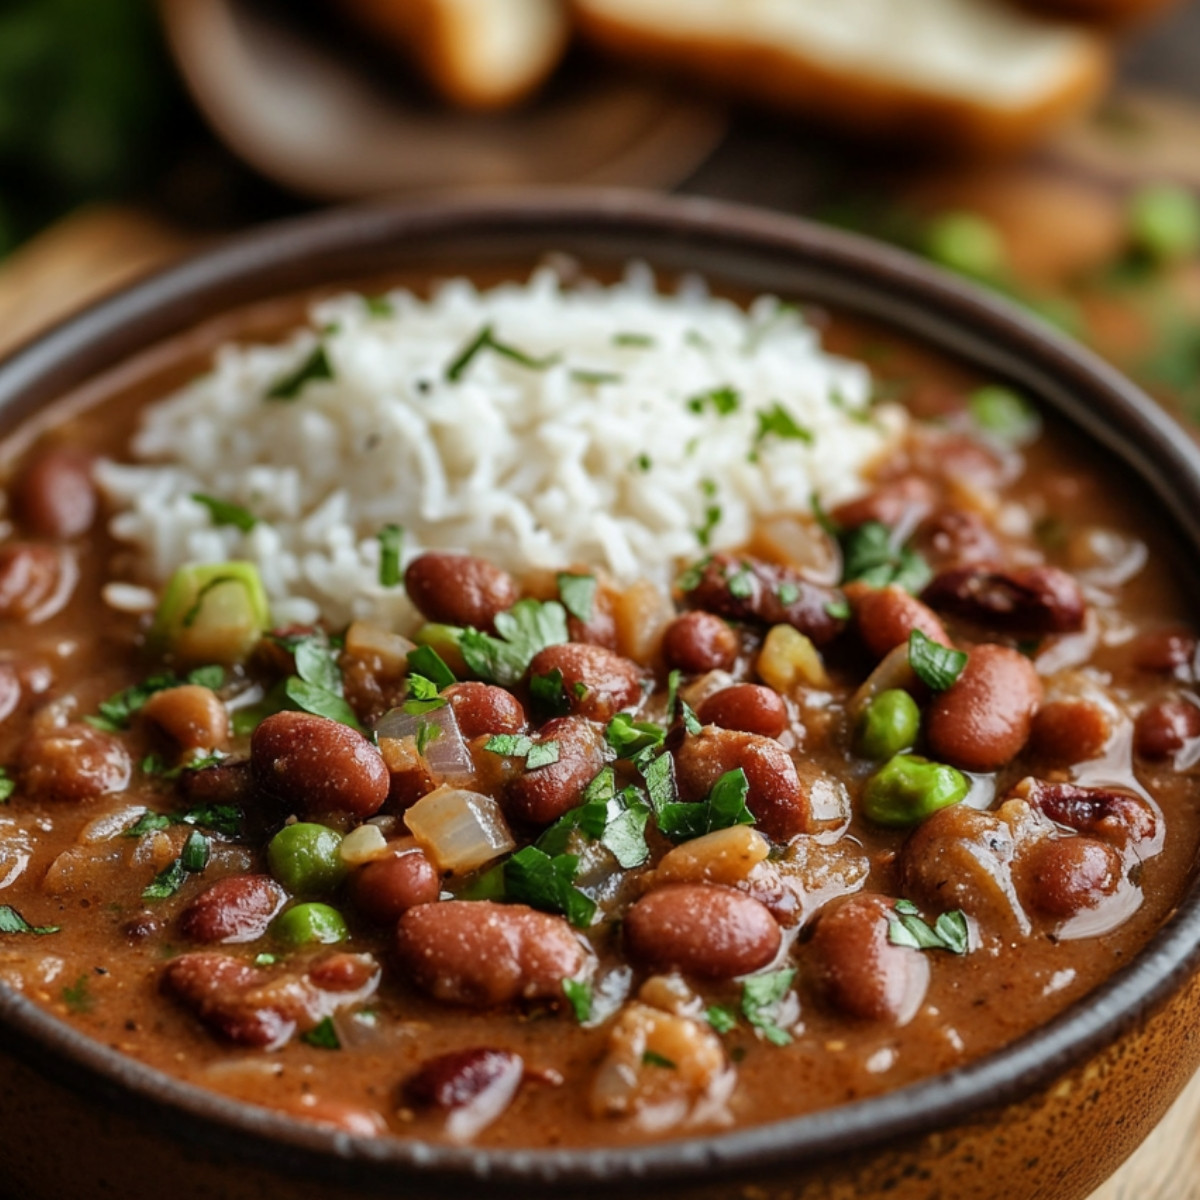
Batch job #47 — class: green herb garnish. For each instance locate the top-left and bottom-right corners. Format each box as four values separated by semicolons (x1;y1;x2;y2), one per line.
641;1050;676;1069
557;573;596;623
687;385;740;417
967;385;1041;445
191;493;258;533
742;968;796;1045
0;905;59;935
406;644;456;691
503;846;595;928
754;402;813;447
266;343;334;400
62;975;92;1013
907;629;967;692
0;767;14;804
302;1017;342;1050
459;598;569;688
142;830;210;900
377;523;403;587
841;521;931;594
705;1005;738;1034
887;898;970;955
563;978;593;1024
445;323;560;382
283;635;361;730
530;668;571;717
654;767;754;843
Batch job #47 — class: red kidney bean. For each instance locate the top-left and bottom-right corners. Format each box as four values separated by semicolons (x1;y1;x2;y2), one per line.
683;553;846;646
1009;777;1158;848
1028;837;1121;918
350;845;440;923
405;1047;524;1111
697;684;787;739
1030;698;1112;765
444;683;526;740
252;711;388;819
503;716;606;827
404;553;517;632
14;448;97;540
623;883;780;980
21;720;130;802
809;893;930;1024
395;901;586;1007
926;644;1043;773
177;759;254;808
922;565;1086;634
844;582;951;660
674;727;810;842
527;642;642;722
662;612;739;674
1131;628;1197;675
179;874;287;944
162;951;380;1047
1134;698;1200;760
830;477;936;530
916;508;1001;568
0;543;74;622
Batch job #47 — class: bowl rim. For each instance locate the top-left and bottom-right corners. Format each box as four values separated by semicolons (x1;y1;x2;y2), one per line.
2;187;1200;1191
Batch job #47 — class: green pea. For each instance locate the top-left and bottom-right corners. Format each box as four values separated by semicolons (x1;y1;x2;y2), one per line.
856;689;921;761
1128;184;1200;264
267;823;348;895
274;902;348;947
861;754;968;827
923;212;1006;281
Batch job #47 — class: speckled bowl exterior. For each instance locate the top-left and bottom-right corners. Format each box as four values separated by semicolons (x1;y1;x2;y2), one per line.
2;191;1200;1200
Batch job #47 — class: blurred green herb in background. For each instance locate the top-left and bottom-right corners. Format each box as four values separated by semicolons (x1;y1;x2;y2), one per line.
0;0;182;255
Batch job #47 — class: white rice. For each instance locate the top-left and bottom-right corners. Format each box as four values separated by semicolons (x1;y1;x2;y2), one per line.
97;265;905;629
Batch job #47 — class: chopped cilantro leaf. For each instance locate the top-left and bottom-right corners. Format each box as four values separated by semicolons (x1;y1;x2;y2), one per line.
655;767;753;843
302;1017;341;1050
0;905;59;935
825;597;851;621
403;673;447;717
124;811;173;837
742;968;795;1045
776;582;800;606
87;671;180;732
633;453;652;472
557;573;597;623
484;733;535;758
0;767;14;804
62;975;92;1013
695;501;722;548
254;952;278;966
754;402;813;447
687;385;740;417
285;678;361;729
571;369;622;386
459;599;569;688
525;741;561;770
142;830;210;901
191;493;257;533
907;629;967;692
563;978;593;1024
503;846;596;928
888;899;970;955
181;804;243;839
284;635;361;730
266;343;334;400
841;521;931;594
406;644;456;691
530;668;571;717
706;1004;738;1034
377;523;404;587
613;332;655;347
187;665;225;691
727;565;754;599
604;713;665;758
365;294;394;318
542;774;652;868
642;1050;676;1069
446;323;560;382
968;385;1041;445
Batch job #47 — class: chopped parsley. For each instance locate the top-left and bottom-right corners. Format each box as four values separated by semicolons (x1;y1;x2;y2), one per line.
142;830;211;901
364;294;395;318
530;668;571;717
695;497;722;548
266;343;334;400
654;766;754;843
824;597;851;621
562;978;594;1024
633;453;652;472
402;673;447;717
377;523;404;587
191;493;258;533
727;564;754;599
687;385;740;417
705;1004;738;1034
604;713;665;759
86;665;224;732
754;402;813;448
641;1050;677;1069
613;332;655;347
537;768;651;869
0;767;14;804
254;952;278;966
283;634;361;730
302;1017;342;1050
406;644;456;692
503;846;595;929
742;968;796;1045
571;369;623;386
459;599;569;688
0;905;60;935
62;975;92;1013
557;572;596;624
483;734;560;769
887;898;970;955
445;323;560;381
124;803;242;841
907;629;967;692
840;521;931;594
141;751;226;782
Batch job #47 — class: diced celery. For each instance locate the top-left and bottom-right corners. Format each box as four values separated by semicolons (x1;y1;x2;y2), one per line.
151;562;269;664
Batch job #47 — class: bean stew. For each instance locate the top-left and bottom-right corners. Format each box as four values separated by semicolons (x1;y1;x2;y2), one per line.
0;286;1197;1151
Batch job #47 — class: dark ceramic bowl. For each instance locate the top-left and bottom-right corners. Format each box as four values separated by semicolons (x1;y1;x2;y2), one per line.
2;191;1200;1200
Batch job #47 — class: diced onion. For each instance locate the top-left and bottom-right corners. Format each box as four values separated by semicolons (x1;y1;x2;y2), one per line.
344;622;415;674
375;705;474;783
757;625;829;692
338;824;389;866
749;515;840;586
404;787;515;875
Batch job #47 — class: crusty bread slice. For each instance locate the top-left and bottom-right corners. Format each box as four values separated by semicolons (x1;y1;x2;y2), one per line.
341;0;569;109
572;0;1111;154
